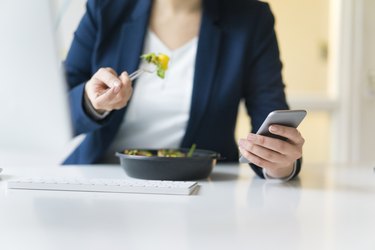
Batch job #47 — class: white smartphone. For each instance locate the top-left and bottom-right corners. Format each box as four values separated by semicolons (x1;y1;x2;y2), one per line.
239;110;307;163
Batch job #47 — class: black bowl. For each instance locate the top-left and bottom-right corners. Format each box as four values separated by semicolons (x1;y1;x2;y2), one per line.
115;148;219;181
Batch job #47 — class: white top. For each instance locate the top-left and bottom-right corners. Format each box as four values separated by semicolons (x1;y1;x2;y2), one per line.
105;31;197;159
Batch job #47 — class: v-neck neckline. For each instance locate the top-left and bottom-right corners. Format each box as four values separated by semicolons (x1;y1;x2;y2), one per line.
148;30;198;54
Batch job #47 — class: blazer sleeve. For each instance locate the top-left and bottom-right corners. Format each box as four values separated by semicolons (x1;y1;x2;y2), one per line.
242;3;301;180
64;0;114;136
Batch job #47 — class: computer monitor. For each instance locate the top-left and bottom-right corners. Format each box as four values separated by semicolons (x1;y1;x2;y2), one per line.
0;0;73;165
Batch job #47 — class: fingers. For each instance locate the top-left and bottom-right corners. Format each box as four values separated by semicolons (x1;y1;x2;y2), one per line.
238;145;275;169
86;68;133;112
119;71;132;88
245;133;295;156
238;138;292;168
93;68;121;92
238;126;305;171
269;125;305;145
96;71;132;109
238;143;296;179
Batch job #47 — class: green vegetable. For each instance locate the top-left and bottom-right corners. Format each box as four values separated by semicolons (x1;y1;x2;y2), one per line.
187;144;196;157
123;144;197;158
123;149;153;157
140;52;170;79
157;149;186;157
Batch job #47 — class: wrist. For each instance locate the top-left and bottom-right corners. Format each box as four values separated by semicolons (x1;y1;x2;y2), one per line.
83;90;110;120
263;162;297;181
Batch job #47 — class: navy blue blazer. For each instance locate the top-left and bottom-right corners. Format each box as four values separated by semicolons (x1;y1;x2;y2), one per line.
64;0;301;178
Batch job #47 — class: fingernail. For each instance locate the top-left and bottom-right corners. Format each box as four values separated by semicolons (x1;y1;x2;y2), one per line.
247;133;256;141
269;125;277;132
115;80;121;87
113;86;120;93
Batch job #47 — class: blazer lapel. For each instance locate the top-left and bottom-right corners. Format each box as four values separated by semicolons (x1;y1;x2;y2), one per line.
181;3;222;147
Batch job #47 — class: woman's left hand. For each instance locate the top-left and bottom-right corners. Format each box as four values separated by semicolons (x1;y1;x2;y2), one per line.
238;125;305;179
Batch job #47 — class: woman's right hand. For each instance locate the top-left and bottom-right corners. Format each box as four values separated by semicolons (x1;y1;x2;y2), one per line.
85;67;133;114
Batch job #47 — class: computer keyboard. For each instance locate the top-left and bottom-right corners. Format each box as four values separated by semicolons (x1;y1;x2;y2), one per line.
7;177;198;195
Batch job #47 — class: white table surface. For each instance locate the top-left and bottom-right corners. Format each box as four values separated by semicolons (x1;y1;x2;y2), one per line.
1;162;375;250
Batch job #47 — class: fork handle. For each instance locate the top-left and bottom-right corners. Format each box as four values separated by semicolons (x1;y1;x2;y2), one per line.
129;69;144;81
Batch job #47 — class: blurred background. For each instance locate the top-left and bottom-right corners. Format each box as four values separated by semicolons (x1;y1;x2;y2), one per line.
54;0;375;166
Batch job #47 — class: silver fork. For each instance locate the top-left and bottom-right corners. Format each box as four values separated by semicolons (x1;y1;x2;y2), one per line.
129;63;156;81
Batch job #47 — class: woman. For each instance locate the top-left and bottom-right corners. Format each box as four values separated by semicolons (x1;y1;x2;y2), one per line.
64;0;305;180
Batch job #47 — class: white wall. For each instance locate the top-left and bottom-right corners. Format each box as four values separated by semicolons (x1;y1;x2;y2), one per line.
266;0;329;95
54;0;86;56
359;0;375;163
330;0;375;164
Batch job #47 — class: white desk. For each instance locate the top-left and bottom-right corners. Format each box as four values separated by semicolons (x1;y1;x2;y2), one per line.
1;163;375;250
